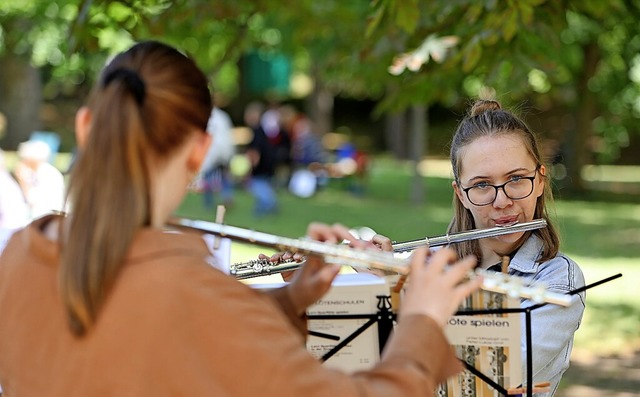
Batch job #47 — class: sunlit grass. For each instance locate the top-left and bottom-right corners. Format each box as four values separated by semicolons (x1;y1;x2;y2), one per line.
173;157;640;357
571;257;640;356
4;150;638;355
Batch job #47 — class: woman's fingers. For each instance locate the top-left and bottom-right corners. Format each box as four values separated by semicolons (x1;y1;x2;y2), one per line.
307;222;366;248
441;255;477;285
370;234;393;251
401;247;480;326
455;271;484;300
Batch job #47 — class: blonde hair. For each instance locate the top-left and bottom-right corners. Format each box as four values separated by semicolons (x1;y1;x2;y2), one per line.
448;99;559;263
61;41;212;336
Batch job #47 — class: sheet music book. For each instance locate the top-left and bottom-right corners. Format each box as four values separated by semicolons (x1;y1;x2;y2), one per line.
306;273;389;373
438;291;522;397
200;234;232;273
248;272;389;372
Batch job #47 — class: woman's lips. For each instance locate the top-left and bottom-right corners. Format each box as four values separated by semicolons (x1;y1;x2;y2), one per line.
494;216;519;226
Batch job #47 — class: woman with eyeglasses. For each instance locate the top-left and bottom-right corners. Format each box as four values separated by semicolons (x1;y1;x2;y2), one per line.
448;99;586;396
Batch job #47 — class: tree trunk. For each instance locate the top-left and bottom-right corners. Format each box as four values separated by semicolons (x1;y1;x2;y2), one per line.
307;66;333;135
564;42;599;195
0;54;42;149
409;104;427;204
384;110;407;159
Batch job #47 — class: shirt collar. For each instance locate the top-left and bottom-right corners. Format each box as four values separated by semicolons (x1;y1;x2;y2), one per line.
508;233;544;274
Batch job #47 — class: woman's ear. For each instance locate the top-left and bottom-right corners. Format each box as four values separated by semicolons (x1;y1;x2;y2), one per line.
535;164;546;198
452;180;470;210
186;131;212;173
75;107;92;149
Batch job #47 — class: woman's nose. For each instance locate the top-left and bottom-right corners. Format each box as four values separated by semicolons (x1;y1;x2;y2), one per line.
492;186;513;208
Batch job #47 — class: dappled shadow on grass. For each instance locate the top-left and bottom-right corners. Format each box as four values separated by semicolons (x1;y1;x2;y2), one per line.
560;303;640;396
558;349;640;396
555;186;640;205
175;175;458;241
576;301;640;358
561;224;640;259
555;200;640;259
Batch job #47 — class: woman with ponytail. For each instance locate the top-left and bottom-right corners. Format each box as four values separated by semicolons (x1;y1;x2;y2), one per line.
0;41;482;397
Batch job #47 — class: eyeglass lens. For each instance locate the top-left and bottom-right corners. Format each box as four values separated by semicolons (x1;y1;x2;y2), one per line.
467;178;534;206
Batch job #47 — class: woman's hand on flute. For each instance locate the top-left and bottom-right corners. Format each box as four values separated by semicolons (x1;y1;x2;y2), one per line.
258;251;304;282
369;233;393;251
270;226;390;282
349;232;394;277
399;247;481;327
285;222;369;315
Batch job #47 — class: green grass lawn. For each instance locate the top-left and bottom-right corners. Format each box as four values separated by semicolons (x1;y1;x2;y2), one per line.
7;151;637;356
175;157;640;356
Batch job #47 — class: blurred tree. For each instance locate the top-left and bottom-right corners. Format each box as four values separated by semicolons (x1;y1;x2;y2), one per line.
2;0;639;197
0;0;65;148
0;1;383;146
364;0;640;194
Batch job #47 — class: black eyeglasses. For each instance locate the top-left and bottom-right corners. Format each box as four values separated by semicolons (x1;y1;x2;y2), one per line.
458;168;539;206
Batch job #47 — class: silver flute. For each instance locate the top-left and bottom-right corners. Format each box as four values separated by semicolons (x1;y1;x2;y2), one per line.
189;218;546;279
169;217;413;275
391;219;547;253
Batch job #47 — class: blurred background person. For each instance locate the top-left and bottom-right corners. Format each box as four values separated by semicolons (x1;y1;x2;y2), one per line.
14;139;65;220
0;149;30;230
261;102;293;189
334;141;370;196
245;101;279;216
198;106;236;209
291;113;327;168
290;113;329;192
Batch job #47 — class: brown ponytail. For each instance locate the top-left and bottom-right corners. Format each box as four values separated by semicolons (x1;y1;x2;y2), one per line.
60;41;212;336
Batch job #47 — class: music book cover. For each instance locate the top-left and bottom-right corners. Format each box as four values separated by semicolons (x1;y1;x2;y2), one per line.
438;291;522;397
200;234;232;273
306;273;390;373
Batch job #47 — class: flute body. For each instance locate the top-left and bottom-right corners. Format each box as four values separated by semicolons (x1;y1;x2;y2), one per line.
169;218;411;274
229;219;547;278
231;258;302;280
170;218;570;306
391;219;547;253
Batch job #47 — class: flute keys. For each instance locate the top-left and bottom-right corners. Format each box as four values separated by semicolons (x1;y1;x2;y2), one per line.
528;283;549;304
479;269;504;289
505;278;524;299
252;261;265;273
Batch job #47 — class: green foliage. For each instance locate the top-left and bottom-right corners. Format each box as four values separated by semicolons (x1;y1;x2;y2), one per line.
364;0;640;164
2;0;640;163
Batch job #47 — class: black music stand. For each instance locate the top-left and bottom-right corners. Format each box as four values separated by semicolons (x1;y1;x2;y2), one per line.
447;273;621;397
309;274;621;397
307;295;395;363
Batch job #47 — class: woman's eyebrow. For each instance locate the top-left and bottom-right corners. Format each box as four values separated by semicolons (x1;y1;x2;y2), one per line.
465;167;532;183
504;167;532;175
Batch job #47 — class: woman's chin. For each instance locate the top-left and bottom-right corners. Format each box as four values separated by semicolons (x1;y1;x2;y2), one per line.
495;232;525;246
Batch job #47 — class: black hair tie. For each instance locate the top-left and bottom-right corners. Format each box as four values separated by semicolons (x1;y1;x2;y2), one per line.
102;68;146;105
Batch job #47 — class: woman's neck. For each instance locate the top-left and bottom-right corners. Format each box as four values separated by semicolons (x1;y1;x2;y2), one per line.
478;235;527;269
479;245;503;269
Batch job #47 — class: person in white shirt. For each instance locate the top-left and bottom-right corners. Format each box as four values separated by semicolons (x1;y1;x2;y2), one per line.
198;107;236;208
0;149;30;230
14;140;65;220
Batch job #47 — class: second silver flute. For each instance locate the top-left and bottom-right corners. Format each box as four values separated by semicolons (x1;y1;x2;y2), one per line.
230;219;547;279
391;218;547;253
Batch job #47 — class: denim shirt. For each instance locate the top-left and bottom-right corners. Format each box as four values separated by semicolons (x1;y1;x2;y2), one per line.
508;234;586;396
